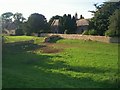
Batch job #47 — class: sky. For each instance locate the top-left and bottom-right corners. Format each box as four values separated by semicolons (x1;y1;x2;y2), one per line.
0;0;107;21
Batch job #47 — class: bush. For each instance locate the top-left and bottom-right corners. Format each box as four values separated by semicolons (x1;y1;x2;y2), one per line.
105;30;116;37
82;29;97;35
16;29;24;36
82;30;89;35
89;29;97;35
106;9;120;37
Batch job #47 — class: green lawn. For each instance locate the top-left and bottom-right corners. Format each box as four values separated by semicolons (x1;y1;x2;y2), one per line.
2;36;119;88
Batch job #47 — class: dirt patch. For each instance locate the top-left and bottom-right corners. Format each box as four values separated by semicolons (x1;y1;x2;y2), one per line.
34;42;73;54
40;46;63;54
44;43;73;49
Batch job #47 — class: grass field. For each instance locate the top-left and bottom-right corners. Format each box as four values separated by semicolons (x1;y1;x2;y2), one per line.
2;36;119;88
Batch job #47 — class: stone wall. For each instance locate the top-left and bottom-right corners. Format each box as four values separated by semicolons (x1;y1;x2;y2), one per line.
40;33;120;43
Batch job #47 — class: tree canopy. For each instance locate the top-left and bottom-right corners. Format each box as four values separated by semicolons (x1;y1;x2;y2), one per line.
24;13;48;35
49;14;77;34
89;1;120;36
105;9;120;37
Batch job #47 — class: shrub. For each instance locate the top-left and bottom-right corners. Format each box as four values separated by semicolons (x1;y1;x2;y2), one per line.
89;29;97;35
82;30;89;35
16;29;24;36
105;30;116;37
106;9;120;37
82;29;97;35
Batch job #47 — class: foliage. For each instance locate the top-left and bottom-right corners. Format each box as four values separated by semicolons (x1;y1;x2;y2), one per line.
105;29;116;37
49;14;77;34
24;13;49;35
105;9;120;37
3;36;118;88
1;12;26;36
2;12;13;18
13;12;26;29
82;29;97;35
82;30;89;35
89;29;98;35
1;12;13;27
80;15;84;19
1;12;13;29
60;14;77;34
89;2;120;36
75;13;78;19
15;29;24;36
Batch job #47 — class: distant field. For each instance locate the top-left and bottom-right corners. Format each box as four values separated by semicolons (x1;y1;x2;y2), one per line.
2;36;119;88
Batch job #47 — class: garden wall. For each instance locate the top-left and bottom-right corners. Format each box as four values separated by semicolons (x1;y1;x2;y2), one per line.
40;33;120;43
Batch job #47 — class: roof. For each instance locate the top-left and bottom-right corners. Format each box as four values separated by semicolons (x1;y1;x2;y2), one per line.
51;19;59;26
76;19;89;26
7;22;16;30
2;22;16;30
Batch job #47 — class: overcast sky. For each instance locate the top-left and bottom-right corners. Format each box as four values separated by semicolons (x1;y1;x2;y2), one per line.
0;0;107;21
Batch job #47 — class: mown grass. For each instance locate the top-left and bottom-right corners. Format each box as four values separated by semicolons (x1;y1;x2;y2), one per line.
4;36;44;44
2;36;119;88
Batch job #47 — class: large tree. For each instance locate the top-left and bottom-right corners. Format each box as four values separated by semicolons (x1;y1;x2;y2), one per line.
1;12;26;35
13;12;26;35
105;9;120;37
89;1;120;36
61;14;77;34
1;12;13;30
25;13;48;35
2;12;13;22
49;14;77;34
13;13;26;25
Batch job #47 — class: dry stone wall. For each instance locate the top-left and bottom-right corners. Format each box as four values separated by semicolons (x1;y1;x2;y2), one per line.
40;33;120;43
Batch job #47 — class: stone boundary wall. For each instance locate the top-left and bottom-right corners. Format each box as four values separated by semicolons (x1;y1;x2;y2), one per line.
40;33;120;43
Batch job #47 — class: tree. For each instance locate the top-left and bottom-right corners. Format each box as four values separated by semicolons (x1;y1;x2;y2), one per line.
89;1;120;36
49;14;77;34
59;14;77;34
13;12;26;29
59;17;64;33
25;13;48;35
70;16;77;33
1;12;13;30
105;9;120;37
13;12;26;35
80;15;84;19
2;12;13;22
75;13;78;20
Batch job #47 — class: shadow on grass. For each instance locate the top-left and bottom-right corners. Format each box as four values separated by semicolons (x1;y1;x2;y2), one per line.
37;60;117;74
2;41;46;53
2;41;118;88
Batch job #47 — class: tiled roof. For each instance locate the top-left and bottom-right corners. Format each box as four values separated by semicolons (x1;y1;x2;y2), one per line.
76;19;89;26
51;19;89;27
51;19;59;26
